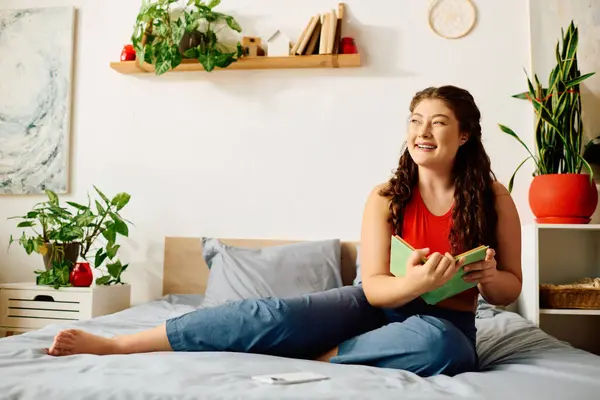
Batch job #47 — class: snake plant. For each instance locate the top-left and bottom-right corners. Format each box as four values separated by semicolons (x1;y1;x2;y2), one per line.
499;21;599;192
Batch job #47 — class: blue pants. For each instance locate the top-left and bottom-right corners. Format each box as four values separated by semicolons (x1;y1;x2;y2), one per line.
165;286;478;377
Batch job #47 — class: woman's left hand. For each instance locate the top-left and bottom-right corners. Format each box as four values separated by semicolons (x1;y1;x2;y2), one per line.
462;248;497;285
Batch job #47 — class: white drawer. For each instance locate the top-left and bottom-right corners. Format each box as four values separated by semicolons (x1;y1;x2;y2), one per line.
0;289;91;329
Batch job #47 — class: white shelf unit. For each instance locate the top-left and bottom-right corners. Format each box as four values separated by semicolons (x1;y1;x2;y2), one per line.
518;223;600;355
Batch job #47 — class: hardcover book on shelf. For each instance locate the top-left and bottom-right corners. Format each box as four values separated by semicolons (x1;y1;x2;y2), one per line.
389;235;488;305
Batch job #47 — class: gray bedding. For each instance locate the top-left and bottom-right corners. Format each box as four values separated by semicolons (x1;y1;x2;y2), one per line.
1;295;599;400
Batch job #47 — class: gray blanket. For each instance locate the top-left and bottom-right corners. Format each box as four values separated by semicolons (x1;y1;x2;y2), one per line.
1;295;599;400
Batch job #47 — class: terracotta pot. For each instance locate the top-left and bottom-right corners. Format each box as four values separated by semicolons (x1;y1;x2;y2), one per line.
42;242;81;271
529;174;599;224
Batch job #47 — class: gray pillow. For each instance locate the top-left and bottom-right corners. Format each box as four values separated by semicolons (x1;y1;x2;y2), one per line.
199;238;344;308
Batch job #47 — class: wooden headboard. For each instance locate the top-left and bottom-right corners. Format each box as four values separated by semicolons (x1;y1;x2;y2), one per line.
162;237;359;296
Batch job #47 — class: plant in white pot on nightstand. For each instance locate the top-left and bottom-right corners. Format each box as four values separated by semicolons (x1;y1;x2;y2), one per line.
499;21;600;224
8;186;133;289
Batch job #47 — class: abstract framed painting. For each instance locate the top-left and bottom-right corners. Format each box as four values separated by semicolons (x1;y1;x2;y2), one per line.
0;6;75;195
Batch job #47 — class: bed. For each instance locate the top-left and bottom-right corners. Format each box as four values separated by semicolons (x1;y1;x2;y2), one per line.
1;237;600;400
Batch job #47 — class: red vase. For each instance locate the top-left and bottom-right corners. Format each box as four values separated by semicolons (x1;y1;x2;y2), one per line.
340;37;357;54
121;44;136;61
529;173;599;224
70;262;94;287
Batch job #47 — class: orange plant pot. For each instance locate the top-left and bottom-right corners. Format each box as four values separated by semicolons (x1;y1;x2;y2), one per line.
529;174;599;224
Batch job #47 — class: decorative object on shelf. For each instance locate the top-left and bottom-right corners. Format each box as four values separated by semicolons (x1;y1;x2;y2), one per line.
0;6;75;195
241;36;265;57
540;277;600;310
427;0;477;39
120;44;136;61
8;187;133;289
499;21;600;224
131;0;243;74
70;261;94;287
340;37;357;54
265;30;291;56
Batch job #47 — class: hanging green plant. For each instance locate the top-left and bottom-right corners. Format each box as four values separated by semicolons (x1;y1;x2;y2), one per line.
131;0;243;75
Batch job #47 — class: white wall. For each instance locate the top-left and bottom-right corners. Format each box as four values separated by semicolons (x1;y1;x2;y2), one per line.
0;0;534;304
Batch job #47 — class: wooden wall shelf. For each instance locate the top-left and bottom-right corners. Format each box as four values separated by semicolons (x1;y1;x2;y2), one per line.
109;53;361;74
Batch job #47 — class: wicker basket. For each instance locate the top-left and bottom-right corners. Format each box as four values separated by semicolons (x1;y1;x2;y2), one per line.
539;277;600;309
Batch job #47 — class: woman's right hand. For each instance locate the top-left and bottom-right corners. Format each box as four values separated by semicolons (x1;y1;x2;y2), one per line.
404;248;464;295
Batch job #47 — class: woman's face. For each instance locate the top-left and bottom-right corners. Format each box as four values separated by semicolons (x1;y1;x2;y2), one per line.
406;98;468;170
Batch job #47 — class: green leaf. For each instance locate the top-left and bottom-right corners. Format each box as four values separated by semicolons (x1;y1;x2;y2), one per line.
208;0;220;8
214;52;235;68
512;91;530;100
96;275;111;285
508;156;532;193
107;243;120;259
46;190;59;206
107;260;123;278
225;16;242;32
24;239;35;255
95;200;105;214
111;193;131;210
113;219;129;237
564;72;596;88
578;153;595;181
155;59;172;75
17;221;35;228
66;201;88;211
498;124;536;160
94;186;110;205
95;248;108;268
184;47;199;58
102;226;117;243
198;53;216;72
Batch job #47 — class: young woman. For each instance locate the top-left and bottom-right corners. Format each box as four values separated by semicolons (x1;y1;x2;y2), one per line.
47;85;522;378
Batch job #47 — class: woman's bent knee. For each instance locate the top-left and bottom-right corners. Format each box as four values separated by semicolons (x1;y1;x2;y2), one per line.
332;315;477;377
388;316;477;376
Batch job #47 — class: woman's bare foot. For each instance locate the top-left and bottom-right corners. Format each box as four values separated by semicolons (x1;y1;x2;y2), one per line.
47;324;172;356
48;329;123;356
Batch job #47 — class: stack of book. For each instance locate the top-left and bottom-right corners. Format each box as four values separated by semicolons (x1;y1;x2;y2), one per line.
290;3;346;56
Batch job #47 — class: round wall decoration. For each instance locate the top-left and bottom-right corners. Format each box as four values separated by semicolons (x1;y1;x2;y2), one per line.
428;0;477;39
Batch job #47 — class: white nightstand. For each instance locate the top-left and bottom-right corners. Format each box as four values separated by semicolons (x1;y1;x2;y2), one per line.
519;223;600;355
0;282;131;337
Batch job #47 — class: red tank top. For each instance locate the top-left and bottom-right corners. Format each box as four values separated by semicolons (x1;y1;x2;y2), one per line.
401;188;479;312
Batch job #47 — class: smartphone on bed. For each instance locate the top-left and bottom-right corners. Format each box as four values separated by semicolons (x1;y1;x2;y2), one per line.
251;372;330;385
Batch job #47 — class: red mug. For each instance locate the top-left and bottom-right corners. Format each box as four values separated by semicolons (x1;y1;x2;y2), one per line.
70;262;94;287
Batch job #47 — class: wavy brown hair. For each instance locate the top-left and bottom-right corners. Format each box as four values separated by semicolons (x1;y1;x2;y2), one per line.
379;86;498;254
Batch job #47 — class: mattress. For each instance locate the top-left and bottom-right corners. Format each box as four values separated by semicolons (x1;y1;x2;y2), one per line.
1;294;599;400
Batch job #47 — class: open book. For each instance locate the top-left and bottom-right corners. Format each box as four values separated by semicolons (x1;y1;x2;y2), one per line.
389;235;489;305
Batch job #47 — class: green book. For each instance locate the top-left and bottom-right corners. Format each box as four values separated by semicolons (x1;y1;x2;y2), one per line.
389;235;489;305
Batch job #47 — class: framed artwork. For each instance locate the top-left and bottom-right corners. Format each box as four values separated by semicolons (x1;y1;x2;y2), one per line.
0;6;75;195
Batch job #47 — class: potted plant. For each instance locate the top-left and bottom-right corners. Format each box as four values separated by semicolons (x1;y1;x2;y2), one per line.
499;21;599;224
8;186;132;289
131;0;243;75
